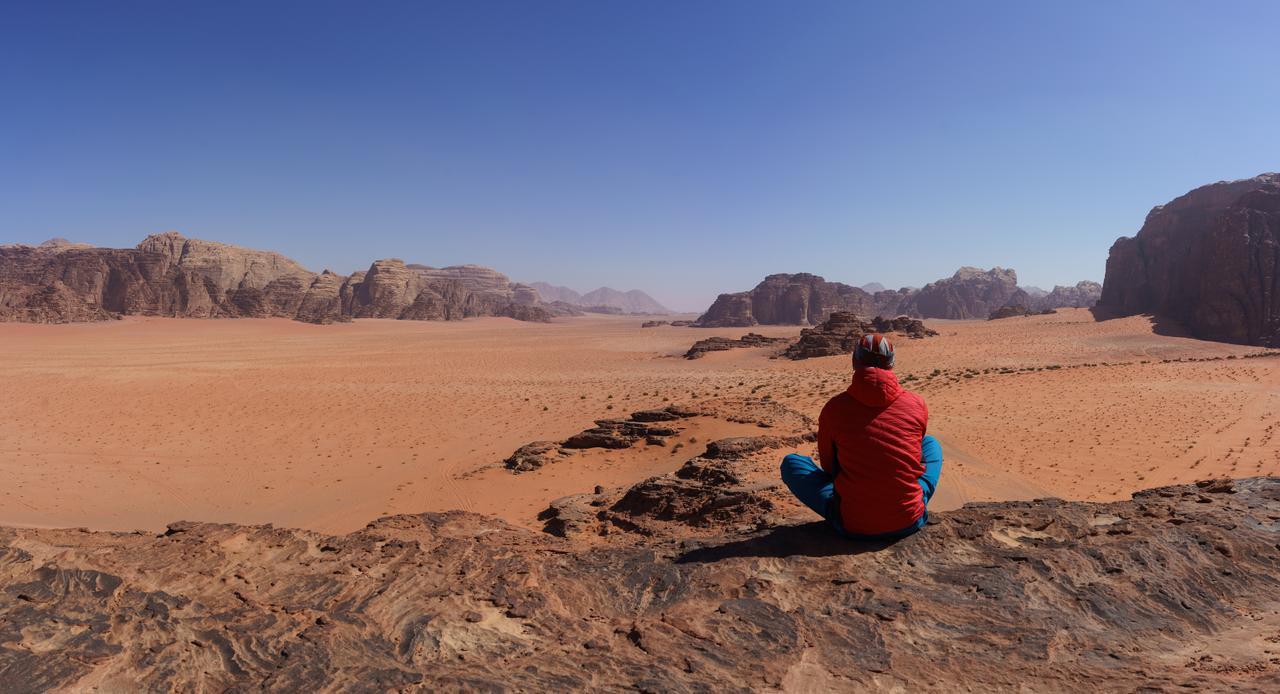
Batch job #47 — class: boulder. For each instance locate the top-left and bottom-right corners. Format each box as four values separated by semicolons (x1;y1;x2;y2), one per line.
503;441;565;473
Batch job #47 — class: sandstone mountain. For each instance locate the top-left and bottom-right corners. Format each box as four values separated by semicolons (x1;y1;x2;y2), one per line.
1032;280;1102;311
1100;173;1280;346
1;475;1275;690
693;273;881;327
528;282;584;305
0;233;551;325
694;268;1041;326
529;282;671;314
899;266;1029;320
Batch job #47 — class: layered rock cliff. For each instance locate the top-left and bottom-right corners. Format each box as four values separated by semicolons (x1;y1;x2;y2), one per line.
1100;173;1280;346
1033;280;1102;311
899;267;1029;320
1;476;1277;690
0;234;551;325
694;269;1035;326
694;273;882;327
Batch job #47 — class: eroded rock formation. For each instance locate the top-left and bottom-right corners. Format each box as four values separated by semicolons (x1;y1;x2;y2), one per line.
2;477;1277;690
1034;281;1102;311
783;312;938;360
0;233;552;325
694;273;881;327
1100;173;1280;346
502;405;700;472
695;268;1053;326
684;333;792;359
900;267;1029;319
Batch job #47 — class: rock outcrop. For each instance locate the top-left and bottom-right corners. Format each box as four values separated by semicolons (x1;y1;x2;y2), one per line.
989;304;1054;320
694;273;881;327
684;333;792;359
783;312;938;360
348;259;551;322
695;268;1045;326
0;234;552;325
1100;173;1280;346
502;405;700;472
3;477;1278;690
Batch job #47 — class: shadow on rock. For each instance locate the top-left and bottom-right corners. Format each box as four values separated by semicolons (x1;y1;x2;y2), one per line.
675;521;900;563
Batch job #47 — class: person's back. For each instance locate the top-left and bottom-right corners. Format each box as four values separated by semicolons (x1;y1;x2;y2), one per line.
780;333;943;540
820;365;928;535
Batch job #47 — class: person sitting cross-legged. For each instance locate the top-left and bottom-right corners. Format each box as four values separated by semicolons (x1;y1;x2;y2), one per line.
781;333;943;540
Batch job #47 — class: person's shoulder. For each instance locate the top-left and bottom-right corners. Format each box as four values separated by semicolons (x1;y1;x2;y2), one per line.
819;391;852;416
896;388;928;411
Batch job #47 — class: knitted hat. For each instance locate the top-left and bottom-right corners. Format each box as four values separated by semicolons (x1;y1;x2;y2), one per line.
853;333;895;369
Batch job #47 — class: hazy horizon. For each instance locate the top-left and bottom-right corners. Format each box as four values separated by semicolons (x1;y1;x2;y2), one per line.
4;2;1279;311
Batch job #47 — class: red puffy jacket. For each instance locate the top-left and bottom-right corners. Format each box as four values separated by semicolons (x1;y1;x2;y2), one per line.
818;367;928;535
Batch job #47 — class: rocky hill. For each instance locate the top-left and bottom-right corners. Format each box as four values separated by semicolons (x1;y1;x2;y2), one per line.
1100;173;1280;346
694;268;1045;326
1;474;1276;690
0;233;551;325
1032;280;1102;311
899;267;1029;320
529;282;671;314
694;273;882;327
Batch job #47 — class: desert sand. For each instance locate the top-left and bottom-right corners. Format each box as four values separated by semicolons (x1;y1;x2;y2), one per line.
1;308;1276;534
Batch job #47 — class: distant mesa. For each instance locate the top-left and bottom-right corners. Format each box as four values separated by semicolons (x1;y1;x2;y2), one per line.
693;273;884;328
1099;173;1280;346
693;268;1092;327
0;232;551;325
528;281;671;314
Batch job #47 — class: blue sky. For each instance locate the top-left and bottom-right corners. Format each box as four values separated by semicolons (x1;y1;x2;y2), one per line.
2;1;1277;311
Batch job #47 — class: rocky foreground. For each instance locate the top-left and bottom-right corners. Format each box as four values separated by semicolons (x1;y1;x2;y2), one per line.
2;474;1278;691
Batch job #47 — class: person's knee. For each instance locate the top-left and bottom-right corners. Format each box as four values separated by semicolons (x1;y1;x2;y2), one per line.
779;453;811;483
921;435;943;463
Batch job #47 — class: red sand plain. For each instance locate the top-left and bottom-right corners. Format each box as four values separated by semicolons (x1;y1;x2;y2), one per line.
1;309;1276;533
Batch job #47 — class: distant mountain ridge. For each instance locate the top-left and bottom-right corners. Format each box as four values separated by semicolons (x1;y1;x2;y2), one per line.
529;282;671;314
694;268;1099;327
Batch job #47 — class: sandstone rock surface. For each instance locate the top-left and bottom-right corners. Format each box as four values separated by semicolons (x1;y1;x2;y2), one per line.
3;477;1277;690
1100;173;1280;346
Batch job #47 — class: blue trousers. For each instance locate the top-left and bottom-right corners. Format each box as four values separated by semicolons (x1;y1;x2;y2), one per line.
781;435;942;540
